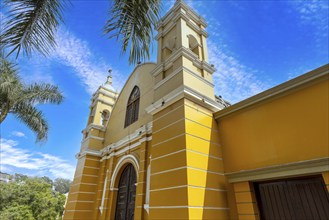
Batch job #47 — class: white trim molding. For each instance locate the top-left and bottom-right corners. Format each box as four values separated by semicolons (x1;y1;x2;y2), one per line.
76;149;102;159
226;157;329;183
110;154;139;190
82;123;106;133
100;136;152;162
145;85;225;115
91;97;115;108
99;169;109;214
100;122;153;158
156;0;207;37
153;65;214;91
81;135;104;145
150;46;215;78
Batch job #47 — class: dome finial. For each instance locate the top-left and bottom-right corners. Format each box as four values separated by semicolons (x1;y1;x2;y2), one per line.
106;69;112;85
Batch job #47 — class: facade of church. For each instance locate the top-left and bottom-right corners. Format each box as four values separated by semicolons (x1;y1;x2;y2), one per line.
64;1;329;219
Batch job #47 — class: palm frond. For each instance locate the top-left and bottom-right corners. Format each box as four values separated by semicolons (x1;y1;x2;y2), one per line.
0;56;22;98
23;83;63;105
104;0;161;65
13;102;48;142
1;0;68;58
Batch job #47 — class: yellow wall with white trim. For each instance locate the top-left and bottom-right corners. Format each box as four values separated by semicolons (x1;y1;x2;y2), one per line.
218;78;328;173
64;0;328;218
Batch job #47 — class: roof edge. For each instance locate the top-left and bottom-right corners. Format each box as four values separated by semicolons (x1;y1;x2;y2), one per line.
214;64;329;120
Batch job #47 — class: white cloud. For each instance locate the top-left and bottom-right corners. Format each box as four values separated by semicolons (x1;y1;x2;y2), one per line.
208;40;269;103
0;138;75;180
290;1;328;38
11;131;26;138
52;29;124;94
194;3;270;104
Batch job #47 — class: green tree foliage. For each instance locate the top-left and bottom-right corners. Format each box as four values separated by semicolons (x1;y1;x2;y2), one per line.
54;178;72;194
0;176;66;220
0;56;63;142
40;176;53;185
0;205;34;220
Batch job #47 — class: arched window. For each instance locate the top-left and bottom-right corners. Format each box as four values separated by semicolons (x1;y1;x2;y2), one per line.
125;86;140;127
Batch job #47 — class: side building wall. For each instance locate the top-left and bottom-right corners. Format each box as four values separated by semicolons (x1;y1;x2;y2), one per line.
215;65;329;220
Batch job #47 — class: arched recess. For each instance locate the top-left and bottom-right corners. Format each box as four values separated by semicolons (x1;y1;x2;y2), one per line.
188;34;200;57
110;154;139;190
100;110;110;126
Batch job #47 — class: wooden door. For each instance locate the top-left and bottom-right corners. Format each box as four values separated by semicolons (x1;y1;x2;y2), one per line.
115;164;136;220
254;176;329;220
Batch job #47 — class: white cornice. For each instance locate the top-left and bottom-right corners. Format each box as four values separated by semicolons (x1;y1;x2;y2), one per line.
76;149;102;159
154;65;214;90
81;135;104;145
91;98;115;108
100;122;153;156
226;157;329;183
92;86;118;98
146;85;225;115
151;46;215;78
192;60;216;74
151;47;196;77
82;123;106;133
94;89;118;100
101;136;152;162
158;0;207;31
76;123;153;161
156;10;208;40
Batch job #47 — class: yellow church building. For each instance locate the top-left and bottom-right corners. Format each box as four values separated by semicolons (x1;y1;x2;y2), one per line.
64;1;329;219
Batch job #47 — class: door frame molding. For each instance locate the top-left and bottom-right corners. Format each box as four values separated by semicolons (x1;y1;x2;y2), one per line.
226;157;329;183
110;154;139;190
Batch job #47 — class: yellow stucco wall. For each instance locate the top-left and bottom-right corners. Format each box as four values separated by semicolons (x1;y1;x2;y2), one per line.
64;0;328;219
104;63;156;146
218;78;328;173
148;98;233;219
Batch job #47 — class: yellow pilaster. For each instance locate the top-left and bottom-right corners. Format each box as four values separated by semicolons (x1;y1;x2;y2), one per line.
63;155;100;220
233;182;259;220
149;99;229;219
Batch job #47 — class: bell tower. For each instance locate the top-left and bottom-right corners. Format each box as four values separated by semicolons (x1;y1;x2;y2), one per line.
64;72;118;220
147;1;229;219
152;0;216;102
81;70;118;152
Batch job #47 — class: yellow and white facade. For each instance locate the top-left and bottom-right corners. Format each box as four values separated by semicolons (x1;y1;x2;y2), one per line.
64;1;329;219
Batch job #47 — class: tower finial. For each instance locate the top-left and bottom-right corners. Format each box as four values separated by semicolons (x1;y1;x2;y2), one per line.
106;69;112;85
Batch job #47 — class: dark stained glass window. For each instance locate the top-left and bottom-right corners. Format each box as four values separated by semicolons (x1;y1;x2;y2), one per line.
124;86;140;127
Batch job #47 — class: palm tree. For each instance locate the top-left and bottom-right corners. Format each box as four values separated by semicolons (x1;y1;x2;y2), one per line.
1;0;67;59
1;0;162;64
0;57;63;142
104;0;162;64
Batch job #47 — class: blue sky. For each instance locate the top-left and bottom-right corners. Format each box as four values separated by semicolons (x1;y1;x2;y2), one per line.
1;0;328;180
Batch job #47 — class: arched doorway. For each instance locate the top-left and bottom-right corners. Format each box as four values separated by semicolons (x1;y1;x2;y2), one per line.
115;164;136;220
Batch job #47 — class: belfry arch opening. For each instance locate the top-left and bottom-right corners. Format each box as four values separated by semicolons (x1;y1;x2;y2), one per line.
188;34;200;57
101;110;110;126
